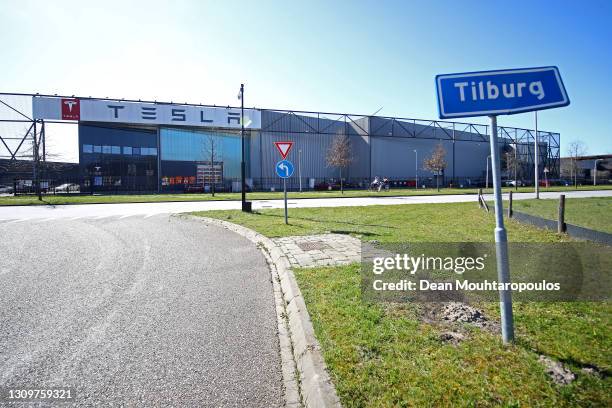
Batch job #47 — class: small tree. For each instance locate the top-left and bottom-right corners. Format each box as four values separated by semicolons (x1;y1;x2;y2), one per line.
504;149;525;190
202;134;221;196
566;140;586;189
423;143;447;191
326;133;353;194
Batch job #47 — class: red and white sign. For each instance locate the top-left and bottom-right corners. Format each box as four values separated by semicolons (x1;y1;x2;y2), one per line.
61;98;80;120
274;141;293;159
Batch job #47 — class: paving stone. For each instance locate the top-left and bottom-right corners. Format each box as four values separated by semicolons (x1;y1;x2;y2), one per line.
271;233;362;268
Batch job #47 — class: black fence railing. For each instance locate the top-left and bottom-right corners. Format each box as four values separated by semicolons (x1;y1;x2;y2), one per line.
5;175;609;197
511;210;612;246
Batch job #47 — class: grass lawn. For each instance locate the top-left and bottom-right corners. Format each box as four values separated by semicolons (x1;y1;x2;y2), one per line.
195;202;611;407
1;184;611;206
513;197;612;234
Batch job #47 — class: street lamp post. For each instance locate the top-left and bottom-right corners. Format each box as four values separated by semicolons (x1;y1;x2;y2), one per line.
593;159;603;186
514;143;518;191
238;84;250;212
298;149;303;192
486;155;491;189
414;149;418;189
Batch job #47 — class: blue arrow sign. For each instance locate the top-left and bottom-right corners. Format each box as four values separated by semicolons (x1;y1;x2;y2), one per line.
275;160;294;178
436;66;569;119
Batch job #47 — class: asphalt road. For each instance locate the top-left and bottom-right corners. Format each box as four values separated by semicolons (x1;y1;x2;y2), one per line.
0;215;283;407
1;190;611;221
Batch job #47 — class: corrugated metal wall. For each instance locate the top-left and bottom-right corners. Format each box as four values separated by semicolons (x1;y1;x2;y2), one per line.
251;110;559;187
253;111;372;187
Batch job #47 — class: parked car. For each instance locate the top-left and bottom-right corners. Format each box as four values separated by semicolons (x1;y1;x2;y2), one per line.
314;180;356;191
54;183;80;193
314;181;338;191
0;185;14;194
505;180;524;187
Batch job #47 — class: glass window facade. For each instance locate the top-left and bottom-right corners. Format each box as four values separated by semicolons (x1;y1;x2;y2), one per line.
160;127;246;179
79;124;252;193
79;124;158;191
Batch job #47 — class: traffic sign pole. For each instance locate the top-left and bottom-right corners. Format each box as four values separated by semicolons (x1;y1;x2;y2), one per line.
489;115;514;344
275;158;294;225
284;178;288;224
535;111;539;199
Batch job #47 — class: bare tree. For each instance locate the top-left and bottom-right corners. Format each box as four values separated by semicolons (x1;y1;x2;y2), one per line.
423;143;447;191
326;133;353;194
201;134;221;196
504;149;525;190
566;140;587;189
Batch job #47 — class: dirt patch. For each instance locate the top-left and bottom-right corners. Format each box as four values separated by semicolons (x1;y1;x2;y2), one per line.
538;355;575;385
420;302;499;333
441;302;488;325
439;331;466;345
581;366;605;378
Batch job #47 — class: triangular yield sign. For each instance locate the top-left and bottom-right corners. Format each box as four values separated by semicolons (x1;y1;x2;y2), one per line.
274;141;294;159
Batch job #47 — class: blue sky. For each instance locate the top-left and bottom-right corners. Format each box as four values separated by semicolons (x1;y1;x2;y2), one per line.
1;0;610;161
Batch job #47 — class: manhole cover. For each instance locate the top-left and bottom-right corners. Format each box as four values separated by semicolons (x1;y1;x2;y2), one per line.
297;241;330;251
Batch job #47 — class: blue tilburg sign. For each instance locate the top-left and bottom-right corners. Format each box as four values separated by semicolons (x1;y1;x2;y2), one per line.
275;160;294;178
436;66;569;119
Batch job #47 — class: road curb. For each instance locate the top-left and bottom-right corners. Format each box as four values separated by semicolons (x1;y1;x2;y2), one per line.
189;216;342;408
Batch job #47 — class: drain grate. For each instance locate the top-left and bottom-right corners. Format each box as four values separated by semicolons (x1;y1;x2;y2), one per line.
297;241;331;251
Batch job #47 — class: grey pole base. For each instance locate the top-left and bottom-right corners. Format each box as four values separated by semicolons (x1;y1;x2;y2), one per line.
284;178;288;224
489;115;515;344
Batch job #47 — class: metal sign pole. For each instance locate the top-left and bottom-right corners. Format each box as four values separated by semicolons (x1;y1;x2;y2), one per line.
283;178;288;224
298;149;302;192
414;150;418;189
535;111;539;199
489;115;514;344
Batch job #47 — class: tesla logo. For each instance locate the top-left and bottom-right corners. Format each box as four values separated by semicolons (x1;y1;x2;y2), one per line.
61;98;80;120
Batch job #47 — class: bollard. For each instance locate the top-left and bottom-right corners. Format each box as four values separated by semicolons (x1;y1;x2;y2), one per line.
558;194;566;233
508;191;513;218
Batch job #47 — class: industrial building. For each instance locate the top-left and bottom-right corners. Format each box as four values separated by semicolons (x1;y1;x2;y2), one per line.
560;154;612;185
0;93;561;193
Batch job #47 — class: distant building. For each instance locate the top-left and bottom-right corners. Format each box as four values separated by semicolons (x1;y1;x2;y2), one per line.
560;154;612;185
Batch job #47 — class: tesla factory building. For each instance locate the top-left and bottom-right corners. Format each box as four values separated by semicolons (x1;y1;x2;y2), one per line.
29;94;560;192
